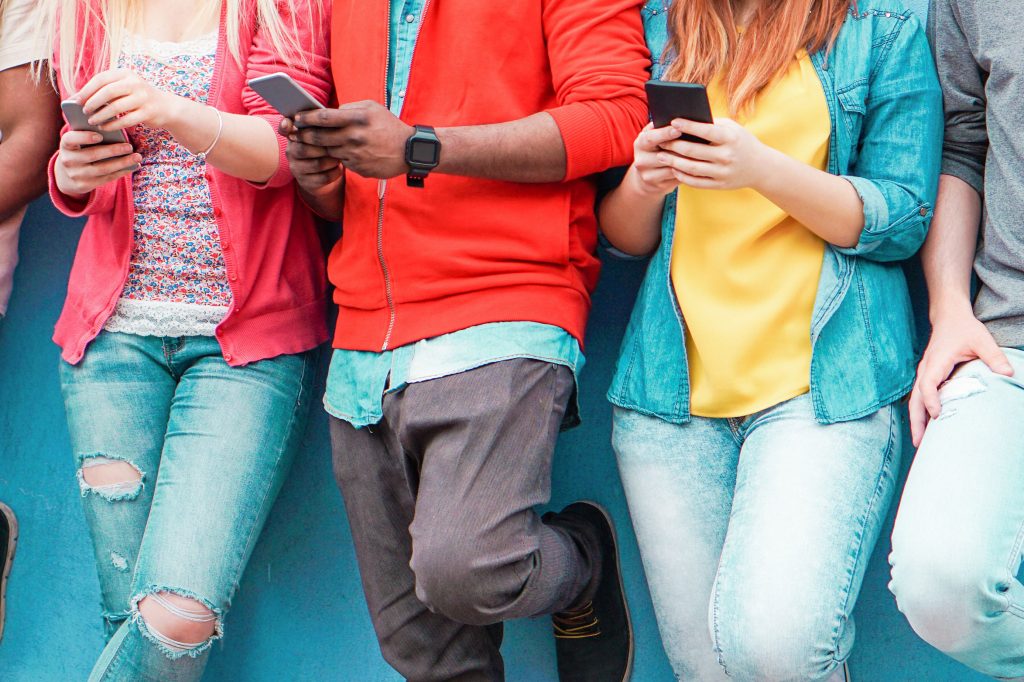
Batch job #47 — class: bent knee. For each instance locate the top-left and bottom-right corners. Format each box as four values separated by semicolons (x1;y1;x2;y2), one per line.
718;631;840;681
715;598;845;681
890;550;1011;656
136;591;220;656
410;541;513;626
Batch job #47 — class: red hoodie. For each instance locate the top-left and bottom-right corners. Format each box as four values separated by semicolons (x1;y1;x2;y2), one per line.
329;0;650;352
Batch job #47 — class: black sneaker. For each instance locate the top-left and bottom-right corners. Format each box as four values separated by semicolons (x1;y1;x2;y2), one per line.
0;501;16;642
550;501;633;682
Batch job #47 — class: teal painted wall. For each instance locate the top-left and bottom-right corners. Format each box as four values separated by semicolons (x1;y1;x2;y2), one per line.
0;5;991;677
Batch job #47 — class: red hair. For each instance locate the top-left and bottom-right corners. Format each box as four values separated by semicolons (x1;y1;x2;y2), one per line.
665;0;854;114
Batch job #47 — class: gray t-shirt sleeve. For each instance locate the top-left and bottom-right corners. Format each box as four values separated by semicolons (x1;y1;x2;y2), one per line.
929;0;987;194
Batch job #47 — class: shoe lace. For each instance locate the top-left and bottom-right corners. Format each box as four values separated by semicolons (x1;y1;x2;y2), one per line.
552;601;601;640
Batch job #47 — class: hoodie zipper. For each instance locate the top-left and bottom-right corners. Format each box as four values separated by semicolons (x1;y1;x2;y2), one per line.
376;0;432;351
377;1;396;351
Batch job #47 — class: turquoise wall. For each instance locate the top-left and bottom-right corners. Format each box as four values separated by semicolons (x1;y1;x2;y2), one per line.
0;5;991;678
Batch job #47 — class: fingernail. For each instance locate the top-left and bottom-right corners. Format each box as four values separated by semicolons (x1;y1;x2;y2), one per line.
91;134;104;143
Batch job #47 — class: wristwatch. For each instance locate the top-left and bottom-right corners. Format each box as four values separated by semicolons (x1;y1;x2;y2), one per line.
405;125;441;188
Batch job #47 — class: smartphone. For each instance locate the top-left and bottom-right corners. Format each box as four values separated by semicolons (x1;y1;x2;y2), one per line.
645;81;714;144
60;100;130;146
248;73;325;121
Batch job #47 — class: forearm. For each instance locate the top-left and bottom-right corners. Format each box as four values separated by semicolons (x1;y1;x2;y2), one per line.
163;98;280;183
435;112;566;183
922;174;981;319
752;146;864;248
0;67;62;219
0;133;53;220
598;166;665;257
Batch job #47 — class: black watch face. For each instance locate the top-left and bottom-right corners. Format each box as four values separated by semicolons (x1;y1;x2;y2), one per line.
410;138;440;167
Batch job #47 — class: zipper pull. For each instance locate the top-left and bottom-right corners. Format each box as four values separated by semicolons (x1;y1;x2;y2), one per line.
378;179;387;200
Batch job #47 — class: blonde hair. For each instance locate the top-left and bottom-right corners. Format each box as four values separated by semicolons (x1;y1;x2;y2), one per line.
51;0;321;91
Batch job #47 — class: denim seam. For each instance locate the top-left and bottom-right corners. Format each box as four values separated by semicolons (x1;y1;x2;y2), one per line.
1000;518;1024;618
98;628;133;682
827;403;898;667
605;397;691;426
230;353;311;590
855;271;880;369
826;380;913;424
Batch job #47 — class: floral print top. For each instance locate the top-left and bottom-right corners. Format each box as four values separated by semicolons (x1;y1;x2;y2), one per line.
103;32;231;338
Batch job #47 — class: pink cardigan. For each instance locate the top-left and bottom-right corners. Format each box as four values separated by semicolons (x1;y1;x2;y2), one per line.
48;1;332;366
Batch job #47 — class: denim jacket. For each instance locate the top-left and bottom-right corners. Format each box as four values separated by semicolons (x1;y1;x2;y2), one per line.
608;2;943;425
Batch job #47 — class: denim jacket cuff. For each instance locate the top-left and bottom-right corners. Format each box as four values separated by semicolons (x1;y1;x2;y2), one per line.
842;175;889;241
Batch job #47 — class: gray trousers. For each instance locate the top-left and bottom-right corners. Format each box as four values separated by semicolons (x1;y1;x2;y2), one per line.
330;359;597;682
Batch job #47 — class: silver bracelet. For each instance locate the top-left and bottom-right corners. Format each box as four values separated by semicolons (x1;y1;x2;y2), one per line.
197;106;224;162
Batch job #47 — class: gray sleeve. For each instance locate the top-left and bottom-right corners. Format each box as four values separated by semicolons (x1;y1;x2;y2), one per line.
928;0;987;194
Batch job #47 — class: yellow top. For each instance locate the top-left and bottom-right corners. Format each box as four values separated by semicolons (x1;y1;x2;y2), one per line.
671;51;830;418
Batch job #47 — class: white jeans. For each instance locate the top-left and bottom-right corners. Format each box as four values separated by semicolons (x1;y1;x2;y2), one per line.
890;347;1024;681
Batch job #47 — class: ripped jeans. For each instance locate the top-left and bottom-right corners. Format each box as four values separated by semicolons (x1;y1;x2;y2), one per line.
59;332;315;681
890;347;1024;680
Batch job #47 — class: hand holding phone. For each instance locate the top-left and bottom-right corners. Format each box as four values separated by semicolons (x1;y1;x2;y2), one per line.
60;100;130;146
248;73;324;122
55;102;140;197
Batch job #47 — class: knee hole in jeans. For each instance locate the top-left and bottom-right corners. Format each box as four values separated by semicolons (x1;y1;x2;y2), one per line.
78;456;144;501
136;591;220;657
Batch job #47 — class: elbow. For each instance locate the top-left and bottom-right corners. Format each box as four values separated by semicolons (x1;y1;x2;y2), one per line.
598;226;659;259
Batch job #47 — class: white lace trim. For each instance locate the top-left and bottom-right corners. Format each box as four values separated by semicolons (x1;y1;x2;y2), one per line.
103;298;229;338
123;31;218;61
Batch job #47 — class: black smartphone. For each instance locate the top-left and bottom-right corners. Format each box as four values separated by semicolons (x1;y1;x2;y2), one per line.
645;80;714;144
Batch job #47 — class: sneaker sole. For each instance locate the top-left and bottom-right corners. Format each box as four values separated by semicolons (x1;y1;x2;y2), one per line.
581;500;635;682
0;501;17;644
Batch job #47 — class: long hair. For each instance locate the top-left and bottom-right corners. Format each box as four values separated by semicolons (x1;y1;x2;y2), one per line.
664;0;853;115
50;0;322;91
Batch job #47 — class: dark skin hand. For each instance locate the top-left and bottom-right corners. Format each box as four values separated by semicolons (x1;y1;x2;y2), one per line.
280;100;566;221
0;65;62;221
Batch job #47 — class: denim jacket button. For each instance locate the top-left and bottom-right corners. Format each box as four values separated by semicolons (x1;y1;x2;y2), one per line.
919;207;928;216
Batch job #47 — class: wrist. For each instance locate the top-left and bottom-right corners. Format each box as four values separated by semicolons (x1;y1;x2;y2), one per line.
626;164;673;199
748;143;783;194
159;94;193;134
929;296;976;324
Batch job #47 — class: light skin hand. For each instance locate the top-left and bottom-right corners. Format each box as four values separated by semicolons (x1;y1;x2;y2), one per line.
662;118;865;248
76;69;181;132
908;305;1013;446
54;130;141;198
72;68;279;183
907;174;1007;446
598;122;685;257
656;118;770;191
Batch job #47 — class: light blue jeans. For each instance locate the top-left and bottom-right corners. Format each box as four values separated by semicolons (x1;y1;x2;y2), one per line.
613;395;901;681
60;332;315;681
890;348;1024;681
